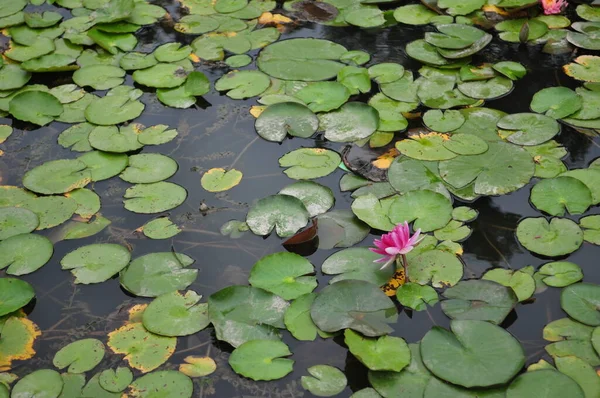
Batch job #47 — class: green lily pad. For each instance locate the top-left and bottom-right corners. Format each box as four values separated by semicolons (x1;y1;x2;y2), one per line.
88;125;143;153
543;317;594;342
78;151;128;181
563;56;600;83
98;367;133;393
58;373;85;398
537;261;583;288
108;323;176;373
439;141;534;196
301;365;347;397
19;196;76;230
507;370;584;398
443;134;489;156
368;63;405;84
5;37;56;62
119;252;197;297
120;154;178;184
179;356;217;378
0;207;38;240
351;194;395;231
123;182;187;214
421;320;525;387
9;90;63;126
225;54;252;67
142;290;209;336
493;61;527;80
393;4;437;25
344;7;384;28
380;71;419;102
561;169;600;204
84;91;144;126
388;190;452;232
246;194;309;237
284;293;319;341
208;285;288;347
61;243;130;284
119;52;157;71
530;87;583;119
0;278;35;316
555;356;600;398
423;109;465;132
496;18;548;43
215;70;270;99
311;280;397;336
320;102;379;142
321;247;393;286
73;65;125;90
406;248;463;288
53;339;105;373
294;82;350;113
278;181;334;217
316;210;371;249
441;279;517;324
535;175;593;216
337;66;371;95
255;102;318;142
57;214;111;241
141;217;181;239
10;370;63;398
279;147;340;179
249;252;316;300
345;329;411;372
482;268;535;302
220;220;249;239
433;220;471;241
0;233;53;276
153;43;191;62
126;371;192;397
137;124;178;145
88;28;137;54
457;76;513;100
0;0;26;18
0;125;12;143
396;282;439;311
387;157;450;199
132;63;188;88
367;94;412;133
23;159;91;195
561;283;600;326
229;340;293;381
257;38;347;81
438;0;485;15
516;217;583;257
497;112;560;146
0;64;31;91
396;133;457;161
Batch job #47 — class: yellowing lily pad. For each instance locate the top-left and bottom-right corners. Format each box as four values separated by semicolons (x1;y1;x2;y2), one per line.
201;168;242;192
179;356;217;377
0;315;40;370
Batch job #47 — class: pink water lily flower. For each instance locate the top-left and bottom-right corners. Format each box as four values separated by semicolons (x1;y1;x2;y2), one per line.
370;221;424;270
541;0;567;15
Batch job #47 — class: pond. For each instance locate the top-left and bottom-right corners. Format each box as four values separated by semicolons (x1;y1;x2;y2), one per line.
1;0;600;397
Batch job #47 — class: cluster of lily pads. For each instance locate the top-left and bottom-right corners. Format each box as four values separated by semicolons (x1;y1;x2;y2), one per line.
1;0;600;397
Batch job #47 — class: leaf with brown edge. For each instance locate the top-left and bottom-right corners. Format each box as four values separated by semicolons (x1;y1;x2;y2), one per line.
0;316;41;371
107;322;176;373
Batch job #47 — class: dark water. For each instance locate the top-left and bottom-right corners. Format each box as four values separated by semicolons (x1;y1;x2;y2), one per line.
2;1;600;396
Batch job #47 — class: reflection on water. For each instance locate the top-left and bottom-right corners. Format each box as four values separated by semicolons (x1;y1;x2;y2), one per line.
2;0;600;396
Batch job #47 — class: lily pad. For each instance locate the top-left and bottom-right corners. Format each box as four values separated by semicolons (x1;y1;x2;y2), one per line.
321;102;379;142
516;218;583;257
140;217;181;239
537;262;583;288
72;65;125;90
393;4;437;25
387;157;450;199
278;181;334;218
530;87;583;119
388;190;452;232
108;322;176;373
53;339;105;373
301;365;347;397
126;371;192;398
142;290;209;336
284;293;319;341
229;340;293;381
255;102;318;141
88;125;144;153
0;207;39;240
123;182;187;213
215;70;270;99
564;56;600;82
120;154;178;184
396;133;457;161
279;148;341;179
84;90;144;125
200;168;242;192
316;210;371;249
322;247;393;286
132;63;188;88
61;243;131;284
396;282;439;311
345;329;411;372
0;278;35;316
311;279;397;336
351;194;395;231
561;283;600;326
457;76;513;100
10;370;63;398
249;252;316;300
9;90;63;126
497;113;561;146
78;151;128;181
246;194;309;237
0;233;53;276
482;268;535;302
179;356;217;378
23;159;91;195
19;196;77;230
0;64;31;91
407;249;464;288
421;320;525;387
423;109;465;132
506;370;584;398
98;367;133;393
0;315;40;370
208;285;288;347
554;356;600;398
441;279;518;324
294;82;350;112
530;176;592;216
119;252;197;297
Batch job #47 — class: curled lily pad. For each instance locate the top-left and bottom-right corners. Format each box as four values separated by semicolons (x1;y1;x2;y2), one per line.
215;70;270;99
388;190;452;232
530;176;592;216
246;194;309;237
279;181;334;217
229;340;293;381
255;102;318;142
124;182;187;214
9;90;63;126
10;370;63;398
142;290;209;336
61;243;131;284
0;207;38;240
108;323;176;373
0;278;35;316
311;279;397;336
421;320;525;388
140;217;181;239
53;339;105;373
321;102;379;142
537;261;583;287
301;365;347;397
516;218;583;257
120;154;178;184
0;233;53;276
279;148;341;179
561;283;600;326
249;252;316;300
119;252;196;297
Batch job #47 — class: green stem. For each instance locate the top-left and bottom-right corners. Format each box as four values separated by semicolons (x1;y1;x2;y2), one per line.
401;254;408;281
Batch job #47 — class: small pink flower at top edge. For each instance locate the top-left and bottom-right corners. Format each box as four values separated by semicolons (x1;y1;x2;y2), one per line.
370;221;424;270
541;0;567;15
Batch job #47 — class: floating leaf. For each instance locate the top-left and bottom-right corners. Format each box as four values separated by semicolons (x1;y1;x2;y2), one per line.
0;208;38;240
66;188;100;219
246;194;309;237
561;283;600;326
0;233;53;276
9;90;63;126
23;159;90;195
255;102;318;142
497;113;561;146
120;252;197;297
316;210;370;249
322;248;393;286
294;82;350;113
284;293;319;341
0;64;30;91
278;181;334;218
530;176;592;216
98;367;133;393
516;217;583;257
126;371;192;397
311;280;397;336
0;278;34;316
108;323;176;373
208;285;288;347
88;125;144;153
351;194;395;231
506;370;584;398
564;56;600;83
0;316;40;369
57;372;85;398
249;252;316;300
137;124;178;145
345;329;410;372
19;196;77;230
120;154;178;184
555;356;600;398
387;157;450;199
141;217;181;239
57;123;93;152
301;365;347;397
179;356;217;378
320;102;379;142
73;65;125;90
434;220;471;241
396;283;439;311
423;110;465;132
53;339;105;373
537;262;583;287
406;249;463;288
84;91;144;126
421;320;525;387
123;182;187;214
229;340;293;381
388;190;452;232
393;4;438;25
279;148;341;180
200;168;242;192
142;290;209;337
61;243;131;284
396;133;456;161
10;370;63;398
78;151;128;181
482;268;535;302
530;87;583;119
215;70;270;99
